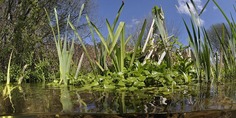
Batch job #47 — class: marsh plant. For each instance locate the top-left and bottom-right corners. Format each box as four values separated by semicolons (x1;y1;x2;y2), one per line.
66;2;200;92
182;0;236;85
70;2;146;74
46;5;85;85
212;0;236;79
6;50;13;85
40;0;236;91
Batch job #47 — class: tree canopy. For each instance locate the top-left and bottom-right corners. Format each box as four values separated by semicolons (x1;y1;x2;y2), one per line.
0;0;96;80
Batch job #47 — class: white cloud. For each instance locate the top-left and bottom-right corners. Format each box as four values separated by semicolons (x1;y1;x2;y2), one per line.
132;19;141;25
176;0;205;26
126;18;141;29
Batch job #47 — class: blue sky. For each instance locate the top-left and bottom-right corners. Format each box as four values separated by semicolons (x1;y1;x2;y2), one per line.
96;0;236;45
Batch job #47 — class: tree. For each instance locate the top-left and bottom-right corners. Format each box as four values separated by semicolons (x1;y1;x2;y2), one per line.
0;0;97;81
206;23;230;52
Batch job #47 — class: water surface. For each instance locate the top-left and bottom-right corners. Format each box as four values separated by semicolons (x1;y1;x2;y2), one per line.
0;83;236;118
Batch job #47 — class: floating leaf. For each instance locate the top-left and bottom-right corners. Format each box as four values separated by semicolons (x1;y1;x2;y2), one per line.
133;81;145;87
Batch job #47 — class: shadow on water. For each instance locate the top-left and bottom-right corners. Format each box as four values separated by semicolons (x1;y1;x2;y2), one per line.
1;83;236;118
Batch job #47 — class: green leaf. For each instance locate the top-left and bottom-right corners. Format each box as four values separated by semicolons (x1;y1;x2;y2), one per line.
112;1;124;29
106;19;114;42
91;22;110;53
109;22;125;55
118;81;126;87
138;76;146;82
129;20;147;68
104;84;115;89
69;21;95;72
133;81;145;87
91;81;99;87
129;86;138;91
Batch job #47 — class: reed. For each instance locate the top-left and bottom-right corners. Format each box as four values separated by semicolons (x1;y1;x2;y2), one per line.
183;0;213;83
70;2;146;74
213;0;236;78
46;4;85;85
6;50;13;85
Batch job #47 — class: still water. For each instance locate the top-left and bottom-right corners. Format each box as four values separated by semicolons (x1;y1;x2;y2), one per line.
0;83;236;118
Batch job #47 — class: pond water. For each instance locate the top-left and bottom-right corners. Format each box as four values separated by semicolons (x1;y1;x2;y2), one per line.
1;83;236;118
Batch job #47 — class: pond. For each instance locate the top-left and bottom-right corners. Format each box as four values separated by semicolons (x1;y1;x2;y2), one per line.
1;83;236;118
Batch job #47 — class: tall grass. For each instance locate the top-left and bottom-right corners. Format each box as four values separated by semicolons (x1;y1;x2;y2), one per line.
183;0;213;83
183;0;236;83
6;50;13;85
70;2;146;74
213;0;236;79
46;5;85;85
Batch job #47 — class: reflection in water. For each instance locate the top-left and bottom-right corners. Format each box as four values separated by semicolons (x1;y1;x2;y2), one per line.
60;86;73;113
2;85;17;113
75;91;87;112
0;83;236;117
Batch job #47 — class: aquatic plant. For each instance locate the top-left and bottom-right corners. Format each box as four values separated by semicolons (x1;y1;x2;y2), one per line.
183;0;236;83
60;86;73;113
66;2;199;93
6;50;13;85
17;64;28;85
183;0;213;83
70;2;146;74
212;0;236;79
2;85;17;113
46;5;85;85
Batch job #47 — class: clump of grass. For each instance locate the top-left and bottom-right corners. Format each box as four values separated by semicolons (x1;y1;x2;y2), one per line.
46;5;85;85
212;0;236;80
182;0;236;84
70;2;146;74
182;0;213;84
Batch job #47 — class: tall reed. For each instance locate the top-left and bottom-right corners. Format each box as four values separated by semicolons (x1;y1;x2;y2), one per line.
213;0;236;79
6;50;13;85
46;4;85;85
184;0;213;83
70;2;146;74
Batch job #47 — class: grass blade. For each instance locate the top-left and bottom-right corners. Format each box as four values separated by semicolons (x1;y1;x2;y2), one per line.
129;19;147;68
109;22;125;55
69;21;95;72
112;1;124;29
74;52;84;79
91;22;109;53
86;15;99;62
6;50;13;85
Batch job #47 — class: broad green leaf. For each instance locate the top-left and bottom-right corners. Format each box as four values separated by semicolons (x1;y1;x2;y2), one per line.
133;82;145;87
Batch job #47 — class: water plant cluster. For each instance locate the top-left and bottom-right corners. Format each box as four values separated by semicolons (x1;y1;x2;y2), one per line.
2;0;236;95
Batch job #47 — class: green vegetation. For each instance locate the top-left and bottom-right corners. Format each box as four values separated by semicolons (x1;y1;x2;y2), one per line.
0;0;236;96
